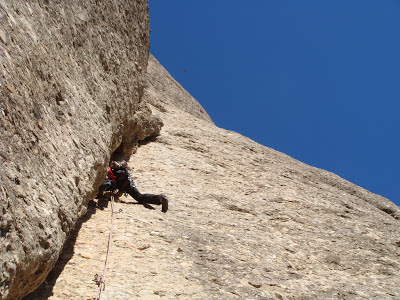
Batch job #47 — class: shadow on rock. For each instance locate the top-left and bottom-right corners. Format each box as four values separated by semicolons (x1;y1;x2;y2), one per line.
23;200;98;299
118;199;156;210
98;193;156;211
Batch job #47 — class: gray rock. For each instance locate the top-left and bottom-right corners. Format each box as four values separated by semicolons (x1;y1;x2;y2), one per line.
27;55;400;300
1;1;400;299
0;1;160;299
0;29;6;44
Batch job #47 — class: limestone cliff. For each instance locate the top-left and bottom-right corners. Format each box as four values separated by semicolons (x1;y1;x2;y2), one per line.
0;1;161;299
26;56;400;299
2;1;400;299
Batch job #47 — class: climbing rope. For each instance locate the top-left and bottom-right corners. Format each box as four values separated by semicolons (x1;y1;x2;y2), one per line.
94;196;116;300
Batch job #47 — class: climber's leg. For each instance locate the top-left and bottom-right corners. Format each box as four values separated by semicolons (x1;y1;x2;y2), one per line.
123;178;168;212
138;194;168;213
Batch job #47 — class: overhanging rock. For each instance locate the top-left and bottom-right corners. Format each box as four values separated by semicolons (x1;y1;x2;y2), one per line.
0;1;160;299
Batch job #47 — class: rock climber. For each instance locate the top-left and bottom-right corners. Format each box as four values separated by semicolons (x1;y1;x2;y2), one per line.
98;160;168;213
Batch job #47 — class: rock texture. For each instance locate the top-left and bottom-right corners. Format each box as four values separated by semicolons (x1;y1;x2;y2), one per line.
26;56;400;299
0;1;162;299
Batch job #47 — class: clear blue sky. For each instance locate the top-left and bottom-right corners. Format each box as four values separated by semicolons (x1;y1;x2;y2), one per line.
149;1;400;206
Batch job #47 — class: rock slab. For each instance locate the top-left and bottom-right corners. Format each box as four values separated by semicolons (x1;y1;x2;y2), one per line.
26;56;400;299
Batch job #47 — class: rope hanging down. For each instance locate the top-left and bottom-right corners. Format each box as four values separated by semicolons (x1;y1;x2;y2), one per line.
94;196;116;300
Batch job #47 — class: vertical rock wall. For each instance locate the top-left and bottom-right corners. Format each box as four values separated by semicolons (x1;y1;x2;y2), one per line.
0;1;160;299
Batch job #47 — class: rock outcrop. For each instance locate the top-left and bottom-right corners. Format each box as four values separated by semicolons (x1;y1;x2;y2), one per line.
26;56;400;299
0;1;162;299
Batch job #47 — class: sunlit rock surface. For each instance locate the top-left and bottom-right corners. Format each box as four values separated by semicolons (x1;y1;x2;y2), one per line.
0;1;162;299
27;56;400;299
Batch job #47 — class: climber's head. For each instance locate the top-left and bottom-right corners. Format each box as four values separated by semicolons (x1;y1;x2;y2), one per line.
109;160;128;169
109;161;120;169
119;160;127;168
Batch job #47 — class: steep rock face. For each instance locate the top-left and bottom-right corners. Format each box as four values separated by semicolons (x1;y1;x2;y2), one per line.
0;1;161;299
27;56;400;299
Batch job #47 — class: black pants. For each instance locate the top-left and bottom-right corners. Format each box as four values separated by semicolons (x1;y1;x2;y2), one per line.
116;177;162;205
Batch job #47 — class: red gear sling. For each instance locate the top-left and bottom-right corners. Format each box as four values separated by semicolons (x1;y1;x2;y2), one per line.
107;166;117;182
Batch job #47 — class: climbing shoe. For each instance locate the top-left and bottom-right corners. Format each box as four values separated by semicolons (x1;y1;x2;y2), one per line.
160;196;168;213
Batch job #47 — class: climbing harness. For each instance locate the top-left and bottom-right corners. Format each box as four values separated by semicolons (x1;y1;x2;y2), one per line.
94;196;116;300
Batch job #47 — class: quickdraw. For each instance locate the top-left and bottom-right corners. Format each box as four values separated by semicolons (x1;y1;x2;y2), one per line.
94;196;115;300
